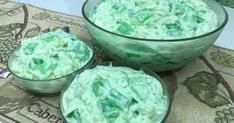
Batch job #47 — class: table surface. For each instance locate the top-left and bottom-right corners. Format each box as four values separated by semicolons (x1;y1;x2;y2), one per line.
0;1;234;123
13;0;234;50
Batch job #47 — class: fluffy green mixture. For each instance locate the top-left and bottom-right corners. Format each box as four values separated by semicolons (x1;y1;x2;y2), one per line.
10;31;92;80
62;65;168;123
88;0;218;39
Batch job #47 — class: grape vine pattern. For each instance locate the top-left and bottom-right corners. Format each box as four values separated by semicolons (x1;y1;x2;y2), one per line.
24;26;41;38
32;12;51;20
0;23;22;64
210;51;234;68
0;81;38;114
183;71;230;108
93;45;110;63
215;107;234;123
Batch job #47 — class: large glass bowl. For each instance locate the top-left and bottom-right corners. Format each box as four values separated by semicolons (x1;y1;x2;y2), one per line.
7;41;94;94
60;61;172;123
82;0;228;72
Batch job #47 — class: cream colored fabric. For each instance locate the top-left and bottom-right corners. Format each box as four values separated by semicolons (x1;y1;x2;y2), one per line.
0;1;234;123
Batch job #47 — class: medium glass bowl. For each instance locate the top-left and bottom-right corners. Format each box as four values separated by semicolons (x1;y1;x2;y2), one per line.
60;61;172;123
7;41;94;94
82;0;228;72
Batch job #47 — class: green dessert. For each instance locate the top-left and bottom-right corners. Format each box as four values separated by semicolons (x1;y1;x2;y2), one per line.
10;31;92;80
88;0;218;39
62;65;168;123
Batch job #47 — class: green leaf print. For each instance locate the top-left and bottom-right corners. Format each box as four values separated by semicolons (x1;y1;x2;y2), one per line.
210;51;234;68
24;26;41;38
183;71;230;108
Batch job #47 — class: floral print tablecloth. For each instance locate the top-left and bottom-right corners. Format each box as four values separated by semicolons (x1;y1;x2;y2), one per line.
0;1;234;123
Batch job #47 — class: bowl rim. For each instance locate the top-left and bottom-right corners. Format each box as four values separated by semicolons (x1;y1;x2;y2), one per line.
59;61;172;123
82;0;228;42
7;36;95;82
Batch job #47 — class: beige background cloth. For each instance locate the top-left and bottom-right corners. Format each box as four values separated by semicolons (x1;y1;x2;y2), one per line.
0;1;234;123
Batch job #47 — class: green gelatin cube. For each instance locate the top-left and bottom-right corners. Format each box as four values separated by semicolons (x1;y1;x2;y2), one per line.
192;15;204;23
165;22;182;36
134;2;143;6
128;98;138;108
166;23;180;29
45;34;55;42
103;110;120;119
52;54;59;60
31;58;45;73
135;10;153;23
112;3;121;10
24;43;38;55
174;5;184;16
91;79;106;96
67;109;82;122
112;3;126;13
117;22;134;35
70;35;78;41
32;58;44;65
98;99;120;119
63;43;68;48
37;65;45;73
109;89;129;110
47;62;58;71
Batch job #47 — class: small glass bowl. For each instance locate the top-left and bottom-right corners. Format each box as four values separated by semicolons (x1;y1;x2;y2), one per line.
82;0;228;72
7;41;94;94
60;61;172;123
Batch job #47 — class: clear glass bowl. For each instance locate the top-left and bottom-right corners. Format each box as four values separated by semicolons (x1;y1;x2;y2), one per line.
82;0;228;72
7;42;94;94
60;61;172;123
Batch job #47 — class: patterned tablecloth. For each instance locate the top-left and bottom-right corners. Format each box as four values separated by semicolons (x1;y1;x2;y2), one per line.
0;1;234;123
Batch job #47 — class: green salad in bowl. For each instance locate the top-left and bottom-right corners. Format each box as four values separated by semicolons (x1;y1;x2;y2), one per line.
7;30;93;93
82;0;228;71
88;0;218;39
60;62;171;123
